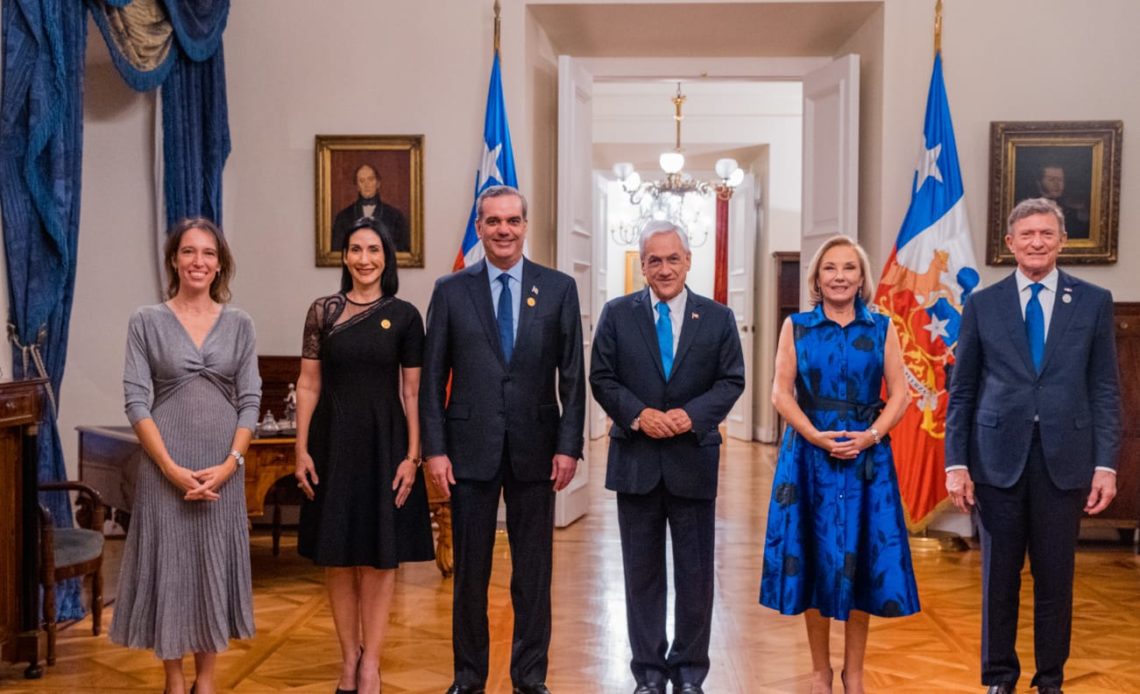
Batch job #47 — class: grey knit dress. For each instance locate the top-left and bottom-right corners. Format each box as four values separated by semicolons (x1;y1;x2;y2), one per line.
110;304;261;659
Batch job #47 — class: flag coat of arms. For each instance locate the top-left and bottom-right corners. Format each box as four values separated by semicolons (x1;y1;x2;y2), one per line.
454;52;518;270
873;53;981;530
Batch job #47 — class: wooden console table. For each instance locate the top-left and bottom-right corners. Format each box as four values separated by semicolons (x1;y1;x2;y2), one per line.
77;425;453;575
0;379;47;679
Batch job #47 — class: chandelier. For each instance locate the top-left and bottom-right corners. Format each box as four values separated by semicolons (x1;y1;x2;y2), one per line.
610;82;745;248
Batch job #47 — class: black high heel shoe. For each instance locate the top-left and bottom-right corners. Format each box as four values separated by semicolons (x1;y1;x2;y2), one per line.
334;646;364;694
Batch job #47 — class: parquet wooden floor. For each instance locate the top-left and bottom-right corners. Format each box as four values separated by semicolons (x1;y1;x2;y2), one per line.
2;438;1138;693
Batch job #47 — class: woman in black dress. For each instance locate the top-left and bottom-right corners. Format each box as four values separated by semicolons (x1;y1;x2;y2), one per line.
294;218;434;694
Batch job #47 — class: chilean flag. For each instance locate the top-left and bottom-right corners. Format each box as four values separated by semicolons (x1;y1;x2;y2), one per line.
454;52;518;270
872;53;981;530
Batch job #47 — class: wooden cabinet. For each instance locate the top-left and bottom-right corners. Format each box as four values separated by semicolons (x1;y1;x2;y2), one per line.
1091;303;1140;533
0;379;46;678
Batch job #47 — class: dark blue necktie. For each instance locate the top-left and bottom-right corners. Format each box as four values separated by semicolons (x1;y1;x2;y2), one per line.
497;273;514;363
656;301;674;380
1025;282;1045;372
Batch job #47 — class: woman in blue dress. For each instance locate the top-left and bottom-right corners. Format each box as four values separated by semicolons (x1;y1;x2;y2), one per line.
760;235;920;694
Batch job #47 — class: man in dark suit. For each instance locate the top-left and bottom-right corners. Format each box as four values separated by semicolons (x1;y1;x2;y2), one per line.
331;163;409;251
421;185;585;694
589;220;745;694
946;197;1121;694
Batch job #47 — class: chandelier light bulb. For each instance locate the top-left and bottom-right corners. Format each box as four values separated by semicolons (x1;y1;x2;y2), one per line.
659;151;685;174
612;162;635;181
727;168;745;187
714;158;738;180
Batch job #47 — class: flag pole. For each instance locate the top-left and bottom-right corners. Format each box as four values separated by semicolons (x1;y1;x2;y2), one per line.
494;0;501;55
934;0;943;56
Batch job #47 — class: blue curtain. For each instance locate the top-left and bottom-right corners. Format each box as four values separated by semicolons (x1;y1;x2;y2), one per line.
1;0;90;620
162;45;230;228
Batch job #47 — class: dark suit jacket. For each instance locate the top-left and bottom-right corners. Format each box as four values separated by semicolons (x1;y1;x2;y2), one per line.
590;288;745;500
420;258;585;482
332;198;409;252
946;270;1121;490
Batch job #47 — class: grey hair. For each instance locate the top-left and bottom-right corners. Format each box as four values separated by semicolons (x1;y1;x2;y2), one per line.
805;234;874;306
1007;197;1066;236
638;219;690;256
476;185;528;221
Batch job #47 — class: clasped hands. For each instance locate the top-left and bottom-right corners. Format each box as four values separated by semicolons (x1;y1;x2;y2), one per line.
810;429;874;460
637;407;692;439
164;458;238;502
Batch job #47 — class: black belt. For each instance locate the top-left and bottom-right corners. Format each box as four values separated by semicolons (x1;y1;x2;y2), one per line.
797;393;885;481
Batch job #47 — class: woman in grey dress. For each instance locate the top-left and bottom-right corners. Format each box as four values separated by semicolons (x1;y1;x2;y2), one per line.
111;218;261;694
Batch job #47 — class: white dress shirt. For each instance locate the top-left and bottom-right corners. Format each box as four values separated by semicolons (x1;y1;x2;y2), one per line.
650;287;687;355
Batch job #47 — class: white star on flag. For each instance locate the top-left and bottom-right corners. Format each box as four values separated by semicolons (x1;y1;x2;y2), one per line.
479;143;503;187
923;314;950;342
915;141;943;192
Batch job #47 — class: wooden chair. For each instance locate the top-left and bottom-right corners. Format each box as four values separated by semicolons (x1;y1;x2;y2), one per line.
37;481;105;666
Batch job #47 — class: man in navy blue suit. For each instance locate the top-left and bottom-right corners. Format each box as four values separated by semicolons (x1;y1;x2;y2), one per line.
946;197;1121;694
421;185;585;694
590;220;745;694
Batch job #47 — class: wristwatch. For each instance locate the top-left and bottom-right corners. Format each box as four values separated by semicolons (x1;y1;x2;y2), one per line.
229;449;245;467
868;428;881;445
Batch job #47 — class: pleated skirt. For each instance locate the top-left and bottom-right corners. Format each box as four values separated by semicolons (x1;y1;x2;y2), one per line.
110;377;254;659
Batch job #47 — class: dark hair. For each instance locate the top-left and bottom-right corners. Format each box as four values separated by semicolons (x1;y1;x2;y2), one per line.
339;218;399;296
163;217;234;303
476;184;527;221
354;163;379;182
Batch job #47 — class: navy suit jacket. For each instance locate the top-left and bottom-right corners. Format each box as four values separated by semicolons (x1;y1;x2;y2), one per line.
590;287;745;500
420;258;585;482
946;270;1121;490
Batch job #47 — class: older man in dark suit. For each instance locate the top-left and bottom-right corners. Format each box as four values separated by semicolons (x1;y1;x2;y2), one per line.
421;185;585;694
946;197;1121;694
590;220;745;694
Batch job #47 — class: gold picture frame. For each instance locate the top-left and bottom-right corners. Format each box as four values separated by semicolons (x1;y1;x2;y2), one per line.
624;250;646;294
986;120;1121;265
315;134;424;268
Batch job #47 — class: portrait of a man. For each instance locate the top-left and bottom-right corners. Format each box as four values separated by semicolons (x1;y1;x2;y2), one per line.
1013;146;1093;239
331;163;409;252
315;134;424;267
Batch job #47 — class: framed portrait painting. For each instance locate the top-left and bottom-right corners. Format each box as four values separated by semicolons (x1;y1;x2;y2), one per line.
315;134;424;268
986;120;1122;264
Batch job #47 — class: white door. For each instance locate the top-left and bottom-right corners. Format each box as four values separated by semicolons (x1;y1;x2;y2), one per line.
555;55;593;527
725;174;757;441
801;54;860;307
591;171;610;440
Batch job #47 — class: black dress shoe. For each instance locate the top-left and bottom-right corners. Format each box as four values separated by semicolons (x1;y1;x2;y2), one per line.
513;685;552;694
633;685;664;694
445;686;485;694
676;685;704;694
1037;688;1063;694
985;685;1013;694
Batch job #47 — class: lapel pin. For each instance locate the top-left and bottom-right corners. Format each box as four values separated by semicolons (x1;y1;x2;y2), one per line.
692;312;700;320
1062;294;1072;304
527;297;537;307
531;285;539;295
381;319;391;329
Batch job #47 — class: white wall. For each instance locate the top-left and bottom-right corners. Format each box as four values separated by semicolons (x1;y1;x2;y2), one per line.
6;0;1140;477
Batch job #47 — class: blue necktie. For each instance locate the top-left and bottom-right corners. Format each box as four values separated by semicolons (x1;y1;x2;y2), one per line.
656;301;674;380
1025;282;1045;372
497;274;514;363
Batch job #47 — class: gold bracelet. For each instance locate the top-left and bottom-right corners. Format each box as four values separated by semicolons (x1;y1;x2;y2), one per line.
404;456;423;467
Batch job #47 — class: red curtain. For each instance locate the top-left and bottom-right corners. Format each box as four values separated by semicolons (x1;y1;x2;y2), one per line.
713;188;731;304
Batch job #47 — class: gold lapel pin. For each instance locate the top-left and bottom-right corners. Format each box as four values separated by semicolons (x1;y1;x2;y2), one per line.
527;297;537;307
381;319;392;329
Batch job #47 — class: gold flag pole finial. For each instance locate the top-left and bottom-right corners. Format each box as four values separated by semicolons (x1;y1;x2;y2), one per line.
494;0;502;55
934;0;943;55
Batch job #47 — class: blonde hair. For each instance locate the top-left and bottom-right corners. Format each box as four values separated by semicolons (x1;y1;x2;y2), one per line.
805;234;874;306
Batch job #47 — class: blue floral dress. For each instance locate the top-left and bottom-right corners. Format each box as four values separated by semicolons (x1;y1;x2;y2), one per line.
759;300;920;620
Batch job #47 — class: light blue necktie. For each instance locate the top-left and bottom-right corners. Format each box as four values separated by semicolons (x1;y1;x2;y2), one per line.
497;274;514;363
1025;282;1045;372
656;301;674;380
